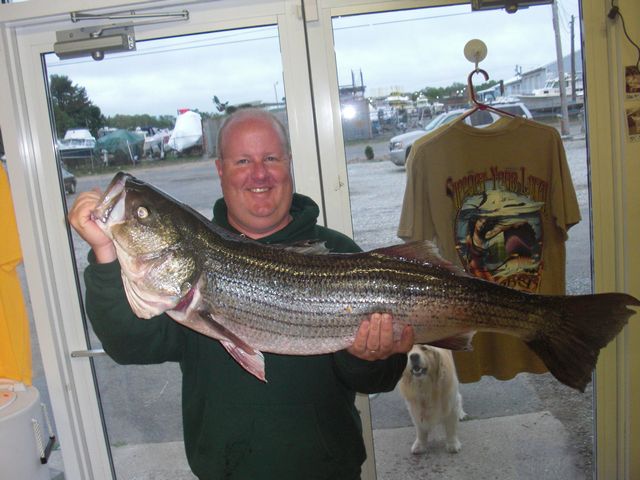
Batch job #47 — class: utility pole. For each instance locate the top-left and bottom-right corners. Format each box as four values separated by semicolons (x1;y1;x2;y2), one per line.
570;15;576;103
552;0;570;136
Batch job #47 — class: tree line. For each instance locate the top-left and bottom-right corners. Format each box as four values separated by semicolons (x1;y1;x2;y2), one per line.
50;75;175;138
49;74;501;139
415;80;499;102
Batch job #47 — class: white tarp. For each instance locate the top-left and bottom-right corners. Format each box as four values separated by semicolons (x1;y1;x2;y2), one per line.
167;111;203;152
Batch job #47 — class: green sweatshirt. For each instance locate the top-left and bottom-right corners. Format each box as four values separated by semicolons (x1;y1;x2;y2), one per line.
85;193;406;480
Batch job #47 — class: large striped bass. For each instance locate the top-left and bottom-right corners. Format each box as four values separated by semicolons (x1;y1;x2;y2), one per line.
92;172;638;391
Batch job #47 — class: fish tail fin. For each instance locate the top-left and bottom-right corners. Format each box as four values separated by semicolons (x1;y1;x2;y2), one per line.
526;293;639;392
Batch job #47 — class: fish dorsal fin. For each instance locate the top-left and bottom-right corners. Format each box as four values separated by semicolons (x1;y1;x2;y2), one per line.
371;240;469;276
278;239;330;255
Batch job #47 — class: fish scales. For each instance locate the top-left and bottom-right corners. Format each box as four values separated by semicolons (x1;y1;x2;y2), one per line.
196;240;541;353
174;222;554;344
92;172;639;391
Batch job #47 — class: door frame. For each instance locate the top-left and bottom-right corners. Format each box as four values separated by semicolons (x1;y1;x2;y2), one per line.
0;0;638;478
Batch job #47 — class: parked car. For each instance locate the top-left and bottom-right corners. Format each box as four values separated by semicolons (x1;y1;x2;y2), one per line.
61;165;77;194
388;102;532;166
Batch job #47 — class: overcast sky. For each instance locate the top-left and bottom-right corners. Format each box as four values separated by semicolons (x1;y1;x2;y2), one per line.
45;0;580;118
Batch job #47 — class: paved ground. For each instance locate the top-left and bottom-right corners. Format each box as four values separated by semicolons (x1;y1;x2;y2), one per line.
373;411;583;480
47;409;583;480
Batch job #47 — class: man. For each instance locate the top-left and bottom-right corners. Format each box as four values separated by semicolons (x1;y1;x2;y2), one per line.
69;108;413;479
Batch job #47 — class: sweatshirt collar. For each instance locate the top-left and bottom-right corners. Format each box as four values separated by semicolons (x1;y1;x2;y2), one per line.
212;193;320;244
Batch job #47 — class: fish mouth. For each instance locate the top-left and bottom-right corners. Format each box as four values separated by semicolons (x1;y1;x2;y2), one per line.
92;171;131;225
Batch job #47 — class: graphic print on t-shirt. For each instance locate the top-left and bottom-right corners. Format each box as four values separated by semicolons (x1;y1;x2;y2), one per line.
449;169;547;293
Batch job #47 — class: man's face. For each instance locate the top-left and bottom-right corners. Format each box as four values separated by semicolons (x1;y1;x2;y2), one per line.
215;117;293;238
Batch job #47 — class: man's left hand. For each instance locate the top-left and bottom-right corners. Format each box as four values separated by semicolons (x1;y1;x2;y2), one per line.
347;313;414;361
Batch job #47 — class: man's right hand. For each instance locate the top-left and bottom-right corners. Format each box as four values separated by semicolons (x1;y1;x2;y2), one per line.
68;189;117;263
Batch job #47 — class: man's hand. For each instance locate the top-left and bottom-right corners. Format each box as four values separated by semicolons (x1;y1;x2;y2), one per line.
68;189;117;263
347;313;414;361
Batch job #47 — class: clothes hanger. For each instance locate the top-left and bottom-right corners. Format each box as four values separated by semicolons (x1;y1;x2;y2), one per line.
459;68;517;121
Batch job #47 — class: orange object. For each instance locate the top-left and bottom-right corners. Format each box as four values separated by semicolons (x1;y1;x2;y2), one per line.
0;165;31;385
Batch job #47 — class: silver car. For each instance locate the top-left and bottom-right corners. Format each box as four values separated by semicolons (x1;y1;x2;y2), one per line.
388;103;532;167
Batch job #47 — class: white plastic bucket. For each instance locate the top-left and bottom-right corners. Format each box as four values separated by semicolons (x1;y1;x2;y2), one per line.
0;382;51;480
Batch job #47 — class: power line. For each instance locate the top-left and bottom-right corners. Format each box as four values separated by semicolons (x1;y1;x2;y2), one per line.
334;10;474;31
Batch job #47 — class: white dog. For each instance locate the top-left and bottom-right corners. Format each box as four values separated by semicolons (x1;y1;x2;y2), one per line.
399;344;466;454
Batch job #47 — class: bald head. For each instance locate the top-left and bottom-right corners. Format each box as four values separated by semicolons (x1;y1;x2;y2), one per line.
217;108;290;161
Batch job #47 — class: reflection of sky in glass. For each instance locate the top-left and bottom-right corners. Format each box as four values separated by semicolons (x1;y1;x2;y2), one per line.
45;25;282;116
332;1;580;97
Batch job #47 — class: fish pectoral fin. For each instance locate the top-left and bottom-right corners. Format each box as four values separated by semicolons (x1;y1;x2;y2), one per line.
428;331;475;351
197;310;267;382
220;340;266;383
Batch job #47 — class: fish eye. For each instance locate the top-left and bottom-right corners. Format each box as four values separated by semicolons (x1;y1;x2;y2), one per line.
136;206;149;219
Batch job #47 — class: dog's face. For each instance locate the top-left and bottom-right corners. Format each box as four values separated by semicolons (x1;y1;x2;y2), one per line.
406;345;442;379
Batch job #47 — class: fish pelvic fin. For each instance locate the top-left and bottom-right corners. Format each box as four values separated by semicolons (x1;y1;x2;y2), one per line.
220;340;266;382
197;311;267;382
526;292;639;392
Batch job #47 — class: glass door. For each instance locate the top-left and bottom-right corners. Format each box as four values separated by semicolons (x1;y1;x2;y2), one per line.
7;2;320;478
46;26;290;480
308;1;594;478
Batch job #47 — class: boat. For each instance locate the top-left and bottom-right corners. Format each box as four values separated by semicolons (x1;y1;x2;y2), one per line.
166;110;203;153
57;129;96;167
516;74;584;116
135;126;171;159
95;129;145;165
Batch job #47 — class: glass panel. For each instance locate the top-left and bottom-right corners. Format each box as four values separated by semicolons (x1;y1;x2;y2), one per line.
42;25;285;479
332;4;592;478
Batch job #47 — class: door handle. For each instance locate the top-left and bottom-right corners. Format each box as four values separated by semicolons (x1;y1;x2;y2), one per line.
70;349;107;358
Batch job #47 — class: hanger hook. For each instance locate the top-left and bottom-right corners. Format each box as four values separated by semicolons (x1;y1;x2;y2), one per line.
467;68;489;106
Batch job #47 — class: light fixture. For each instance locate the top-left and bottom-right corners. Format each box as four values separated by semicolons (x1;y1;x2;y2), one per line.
54;24;135;61
471;0;553;14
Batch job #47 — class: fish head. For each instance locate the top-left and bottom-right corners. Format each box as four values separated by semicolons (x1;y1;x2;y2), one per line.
92;172;200;318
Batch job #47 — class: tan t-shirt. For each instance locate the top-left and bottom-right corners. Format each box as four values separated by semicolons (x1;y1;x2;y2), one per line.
398;115;581;381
